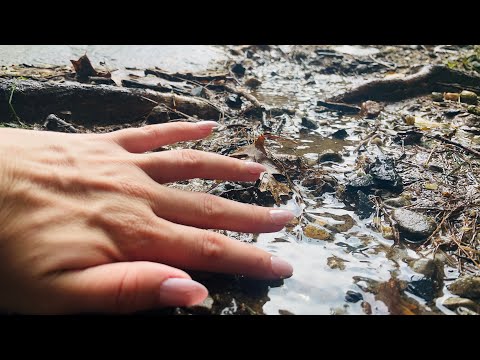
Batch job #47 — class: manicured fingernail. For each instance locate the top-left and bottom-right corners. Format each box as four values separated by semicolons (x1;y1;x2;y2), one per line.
271;256;293;279
196;121;220;131
158;278;208;307
269;209;295;225
245;161;266;174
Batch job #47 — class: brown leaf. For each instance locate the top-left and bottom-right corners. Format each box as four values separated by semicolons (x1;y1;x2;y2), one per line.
375;279;418;315
230;135;292;204
71;54;111;79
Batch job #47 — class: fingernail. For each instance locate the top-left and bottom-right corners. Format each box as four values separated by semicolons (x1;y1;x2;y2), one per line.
269;209;295;225
158;278;208;307
271;256;293;279
196;121;220;131
245;161;266;174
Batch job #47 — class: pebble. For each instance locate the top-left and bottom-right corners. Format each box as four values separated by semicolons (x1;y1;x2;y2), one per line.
318;149;343;163
409;258;437;278
392;208;436;242
301;117;319;130
345;290;363;303
245;77;262;88
448;275;480;299
443;297;480;313
460;90;477;105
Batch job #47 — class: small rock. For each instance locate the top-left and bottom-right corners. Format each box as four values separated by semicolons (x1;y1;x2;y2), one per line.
443;297;480;313
146;105;173;124
409;258;437;278
448;275;480;299
345;290;363;303
191;86;207;98
367;155;403;192
244;77;262;88
361;100;383;119
356;190;374;219
327;256;346;270
346;174;374;193
301;117;319;130
231;63;246;76
318;149;343;163
404;115;415;125
467;105;480;116
370;137;383;146
460;90;477;105
444;109;462;118
431;92;444;102
226;94;243;109
392;208;437;242
444;92;460;102
384;195;411;208
188;295;214;314
407;278;438;302
331;129;348;140
304;224;333;241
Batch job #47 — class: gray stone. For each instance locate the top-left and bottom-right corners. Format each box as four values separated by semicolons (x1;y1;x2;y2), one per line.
318;149;343;163
392;208;436;242
443;297;480;313
188;295;214;314
409;258;437;277
346;174;374;193
301;117;319;130
448;275;480;299
384;196;411;208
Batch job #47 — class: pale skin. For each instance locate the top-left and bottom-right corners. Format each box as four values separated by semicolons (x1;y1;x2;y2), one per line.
0;121;294;314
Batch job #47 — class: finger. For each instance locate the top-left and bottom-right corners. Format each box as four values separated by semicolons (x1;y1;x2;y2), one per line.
135;149;266;183
152;186;295;233
153;221;294;280
49;262;207;314
106;121;219;153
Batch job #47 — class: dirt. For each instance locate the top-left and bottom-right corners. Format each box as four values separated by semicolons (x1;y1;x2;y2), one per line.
2;45;480;315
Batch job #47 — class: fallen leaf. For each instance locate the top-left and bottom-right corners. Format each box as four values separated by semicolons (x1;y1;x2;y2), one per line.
71;54;111;79
424;183;438;190
230;135;292;204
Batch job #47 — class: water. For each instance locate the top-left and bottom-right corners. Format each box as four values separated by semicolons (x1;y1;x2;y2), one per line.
0;45;225;72
1;45;459;315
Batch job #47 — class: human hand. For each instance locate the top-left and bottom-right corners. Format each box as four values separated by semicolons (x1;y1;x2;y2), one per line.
0;122;294;314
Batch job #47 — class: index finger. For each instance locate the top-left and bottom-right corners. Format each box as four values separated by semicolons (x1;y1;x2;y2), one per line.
106;121;219;153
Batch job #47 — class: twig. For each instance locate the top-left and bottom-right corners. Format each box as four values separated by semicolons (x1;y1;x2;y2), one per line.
369;54;397;70
428;134;480;158
354;125;380;152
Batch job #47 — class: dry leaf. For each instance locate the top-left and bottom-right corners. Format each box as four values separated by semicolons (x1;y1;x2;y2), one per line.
71;54;111;79
230;135;292;204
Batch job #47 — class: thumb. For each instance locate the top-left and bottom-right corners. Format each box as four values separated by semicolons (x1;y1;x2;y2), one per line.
50;261;208;314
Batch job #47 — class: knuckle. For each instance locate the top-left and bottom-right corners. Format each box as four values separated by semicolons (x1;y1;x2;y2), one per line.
199;232;225;260
178;149;201;168
114;267;139;313
201;194;220;218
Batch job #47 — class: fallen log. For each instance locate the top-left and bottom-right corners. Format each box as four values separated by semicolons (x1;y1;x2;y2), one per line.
331;65;480;104
0;78;221;125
